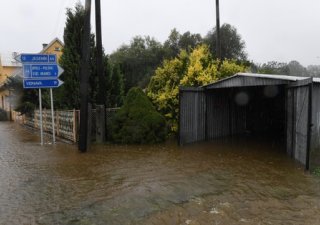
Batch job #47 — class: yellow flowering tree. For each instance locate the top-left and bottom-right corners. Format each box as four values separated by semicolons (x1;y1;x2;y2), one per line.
147;51;188;131
219;60;247;79
147;44;247;133
180;45;218;86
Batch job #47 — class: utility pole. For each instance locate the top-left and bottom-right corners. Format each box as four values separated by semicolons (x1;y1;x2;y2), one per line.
215;0;221;61
96;0;106;105
95;0;106;143
78;0;92;152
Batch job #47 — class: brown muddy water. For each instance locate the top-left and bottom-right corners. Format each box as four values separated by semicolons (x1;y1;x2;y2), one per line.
0;122;319;225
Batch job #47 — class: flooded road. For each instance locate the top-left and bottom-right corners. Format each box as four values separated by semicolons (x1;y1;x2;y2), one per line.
0;122;319;225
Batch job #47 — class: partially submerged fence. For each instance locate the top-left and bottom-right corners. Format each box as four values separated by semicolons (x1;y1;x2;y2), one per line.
13;107;119;143
16;110;79;142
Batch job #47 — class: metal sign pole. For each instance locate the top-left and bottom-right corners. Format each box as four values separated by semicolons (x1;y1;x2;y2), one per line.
18;53;64;145
50;88;56;144
39;88;44;145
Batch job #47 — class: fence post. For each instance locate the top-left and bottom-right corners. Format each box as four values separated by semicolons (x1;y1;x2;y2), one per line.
73;109;77;142
43;110;46;132
56;111;60;137
87;104;92;145
34;110;37;128
95;105;106;143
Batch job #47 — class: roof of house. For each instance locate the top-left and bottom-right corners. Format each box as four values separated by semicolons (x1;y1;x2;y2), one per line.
203;73;320;89
40;37;64;54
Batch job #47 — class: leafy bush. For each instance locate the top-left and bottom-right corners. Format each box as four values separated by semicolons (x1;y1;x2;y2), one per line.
111;87;167;144
0;108;8;121
312;167;320;177
147;44;247;132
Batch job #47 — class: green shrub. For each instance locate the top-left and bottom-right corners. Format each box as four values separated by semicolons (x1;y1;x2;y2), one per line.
111;87;167;144
0;108;8;121
312;167;320;177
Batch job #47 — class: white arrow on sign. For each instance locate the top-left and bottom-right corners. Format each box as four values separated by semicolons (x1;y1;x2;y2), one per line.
57;65;64;77
56;79;64;87
53;79;64;87
15;54;22;63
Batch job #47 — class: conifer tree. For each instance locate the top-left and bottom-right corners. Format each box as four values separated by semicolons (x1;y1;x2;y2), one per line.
55;3;97;109
110;64;124;107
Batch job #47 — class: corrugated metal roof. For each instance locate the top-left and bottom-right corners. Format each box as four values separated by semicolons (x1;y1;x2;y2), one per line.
203;73;320;89
0;52;22;67
238;73;311;81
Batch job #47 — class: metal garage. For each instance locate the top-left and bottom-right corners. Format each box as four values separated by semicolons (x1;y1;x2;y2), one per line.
179;73;320;170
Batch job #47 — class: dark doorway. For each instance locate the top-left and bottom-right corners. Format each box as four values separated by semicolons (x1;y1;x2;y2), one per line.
239;85;286;143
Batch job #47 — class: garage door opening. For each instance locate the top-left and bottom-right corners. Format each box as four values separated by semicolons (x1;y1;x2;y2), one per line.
179;73;320;169
205;85;286;148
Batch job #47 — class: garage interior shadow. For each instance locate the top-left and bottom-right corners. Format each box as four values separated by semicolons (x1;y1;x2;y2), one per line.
209;85;287;152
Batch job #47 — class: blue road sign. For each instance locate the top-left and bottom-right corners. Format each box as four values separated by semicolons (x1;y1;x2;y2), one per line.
17;54;56;64
23;79;64;89
23;64;64;78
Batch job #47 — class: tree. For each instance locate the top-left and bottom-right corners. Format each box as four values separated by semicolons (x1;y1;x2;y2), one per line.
180;45;218;86
307;65;320;77
111;87;167;144
288;60;308;76
55;3;97;109
110;36;165;92
2;75;24;114
147;51;189;131
257;61;290;75
163;29;203;59
178;31;202;52
147;45;247;132
163;28;181;58
109;64;124;107
3;75;49;115
110;25;248;94
204;23;247;61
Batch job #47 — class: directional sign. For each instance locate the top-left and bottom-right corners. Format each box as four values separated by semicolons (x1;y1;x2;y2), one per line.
16;54;56;64
23;79;64;89
23;65;64;78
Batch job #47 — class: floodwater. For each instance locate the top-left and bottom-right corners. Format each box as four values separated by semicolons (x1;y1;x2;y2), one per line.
0;122;320;225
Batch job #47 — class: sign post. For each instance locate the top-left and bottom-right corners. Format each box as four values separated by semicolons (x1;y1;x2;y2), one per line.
39;89;43;145
17;53;64;145
50;88;55;143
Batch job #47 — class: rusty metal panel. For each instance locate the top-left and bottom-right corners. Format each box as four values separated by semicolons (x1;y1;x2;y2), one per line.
179;89;206;145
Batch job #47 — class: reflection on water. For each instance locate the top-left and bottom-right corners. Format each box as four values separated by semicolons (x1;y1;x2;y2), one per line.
0;122;319;225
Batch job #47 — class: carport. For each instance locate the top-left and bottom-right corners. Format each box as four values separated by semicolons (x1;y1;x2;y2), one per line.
179;73;320;170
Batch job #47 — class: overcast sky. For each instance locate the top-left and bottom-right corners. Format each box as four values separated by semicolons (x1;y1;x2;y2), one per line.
1;0;320;66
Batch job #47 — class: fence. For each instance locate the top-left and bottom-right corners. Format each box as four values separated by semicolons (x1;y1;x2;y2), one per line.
13;107;119;143
16;110;79;142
